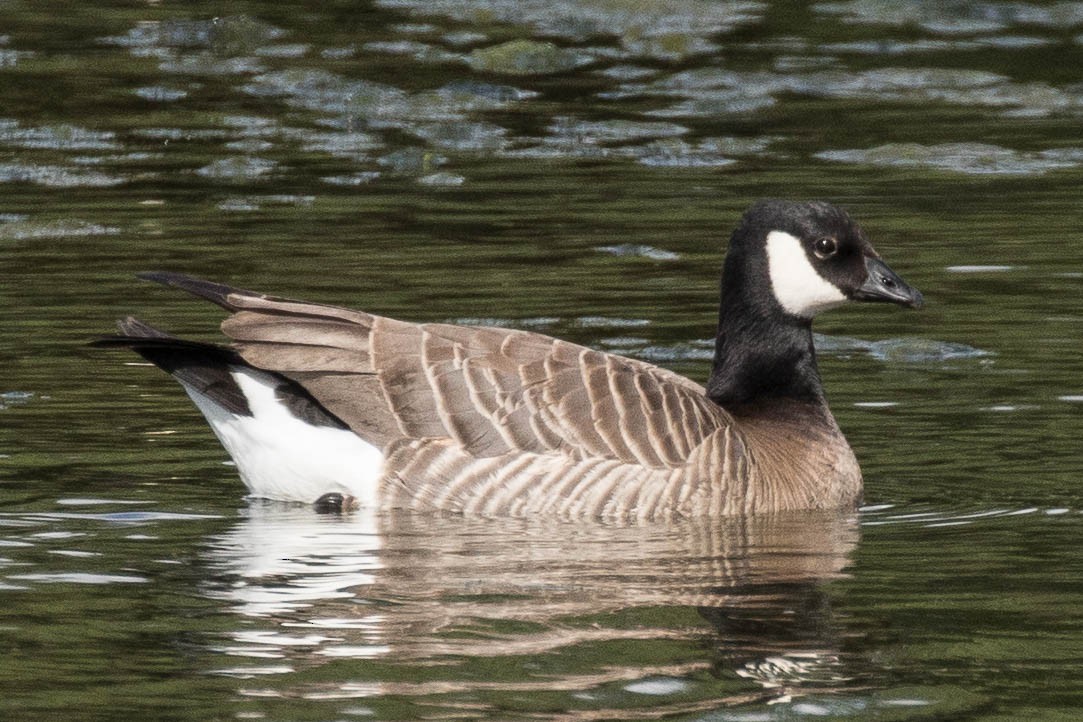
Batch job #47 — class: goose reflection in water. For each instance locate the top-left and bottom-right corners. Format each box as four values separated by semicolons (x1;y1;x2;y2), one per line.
201;508;861;711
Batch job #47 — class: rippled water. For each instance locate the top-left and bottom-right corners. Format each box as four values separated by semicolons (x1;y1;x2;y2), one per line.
3;2;1083;720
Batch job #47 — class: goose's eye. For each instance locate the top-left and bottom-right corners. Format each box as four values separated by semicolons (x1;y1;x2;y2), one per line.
813;237;838;260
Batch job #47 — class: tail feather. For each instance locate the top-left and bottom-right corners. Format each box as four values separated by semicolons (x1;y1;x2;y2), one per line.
92;317;251;415
93;315;348;429
117;316;171;339
94;309;376;503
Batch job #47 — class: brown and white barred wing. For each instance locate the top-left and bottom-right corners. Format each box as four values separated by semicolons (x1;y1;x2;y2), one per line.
216;291;736;512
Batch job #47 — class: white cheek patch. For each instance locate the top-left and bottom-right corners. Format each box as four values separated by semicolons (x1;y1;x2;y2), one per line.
765;230;848;318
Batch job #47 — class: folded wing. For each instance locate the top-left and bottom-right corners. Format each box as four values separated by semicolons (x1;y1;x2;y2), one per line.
142;273;732;470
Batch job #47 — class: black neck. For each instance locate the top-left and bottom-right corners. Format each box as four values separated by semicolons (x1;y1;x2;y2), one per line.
705;281;826;409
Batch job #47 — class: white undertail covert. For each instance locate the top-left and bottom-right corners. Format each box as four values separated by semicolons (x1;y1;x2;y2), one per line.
180;367;384;506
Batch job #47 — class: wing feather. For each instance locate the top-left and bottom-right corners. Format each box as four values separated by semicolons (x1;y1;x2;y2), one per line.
213;290;731;468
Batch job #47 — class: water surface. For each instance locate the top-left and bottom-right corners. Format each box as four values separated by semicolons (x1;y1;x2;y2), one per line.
2;2;1083;719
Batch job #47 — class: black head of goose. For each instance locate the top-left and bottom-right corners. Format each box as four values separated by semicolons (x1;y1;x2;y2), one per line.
95;200;921;518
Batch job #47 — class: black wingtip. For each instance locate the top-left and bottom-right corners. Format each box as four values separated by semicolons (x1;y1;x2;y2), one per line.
137;271;260;310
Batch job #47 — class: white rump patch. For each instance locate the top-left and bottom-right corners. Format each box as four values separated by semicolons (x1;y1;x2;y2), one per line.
765;230;847;318
180;368;384;506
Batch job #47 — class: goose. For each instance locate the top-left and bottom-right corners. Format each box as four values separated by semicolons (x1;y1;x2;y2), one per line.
95;200;922;518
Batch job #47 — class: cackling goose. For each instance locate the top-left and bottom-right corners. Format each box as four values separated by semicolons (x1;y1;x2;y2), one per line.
95;200;922;518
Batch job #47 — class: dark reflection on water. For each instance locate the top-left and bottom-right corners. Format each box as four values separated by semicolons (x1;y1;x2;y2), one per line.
202;507;862;716
5;500;1067;719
